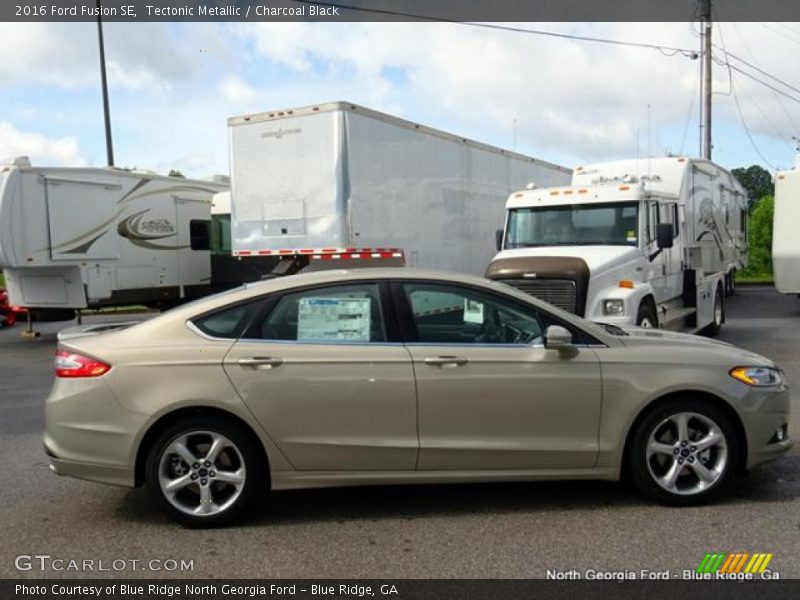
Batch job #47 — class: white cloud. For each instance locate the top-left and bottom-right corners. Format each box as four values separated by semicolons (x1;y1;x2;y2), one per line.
218;75;258;110
237;22;800;164
0;22;199;89
0;122;87;166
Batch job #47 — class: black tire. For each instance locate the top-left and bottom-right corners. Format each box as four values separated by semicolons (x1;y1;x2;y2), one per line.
728;270;736;296
703;285;724;337
629;398;739;506
145;415;265;527
635;302;658;328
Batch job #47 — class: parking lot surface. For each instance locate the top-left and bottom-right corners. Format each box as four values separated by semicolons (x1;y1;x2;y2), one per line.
0;287;798;579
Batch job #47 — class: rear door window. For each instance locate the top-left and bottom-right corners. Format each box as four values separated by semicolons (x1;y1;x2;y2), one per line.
248;283;387;343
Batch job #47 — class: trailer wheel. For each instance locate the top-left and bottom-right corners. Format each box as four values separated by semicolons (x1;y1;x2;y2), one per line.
727;271;736;296
636;302;658;328
704;286;724;337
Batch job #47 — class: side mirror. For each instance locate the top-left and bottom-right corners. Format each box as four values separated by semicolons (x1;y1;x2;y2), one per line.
495;229;504;251
545;325;576;357
656;222;674;250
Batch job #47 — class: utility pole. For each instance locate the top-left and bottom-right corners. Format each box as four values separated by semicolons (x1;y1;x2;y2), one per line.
96;0;114;166
700;0;712;159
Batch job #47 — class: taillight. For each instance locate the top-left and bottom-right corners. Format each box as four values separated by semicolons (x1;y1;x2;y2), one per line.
54;350;111;378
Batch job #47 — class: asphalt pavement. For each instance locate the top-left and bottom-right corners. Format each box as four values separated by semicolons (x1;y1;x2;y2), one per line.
0;288;797;579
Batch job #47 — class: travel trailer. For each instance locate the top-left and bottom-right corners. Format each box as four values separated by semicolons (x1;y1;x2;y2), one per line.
227;101;571;277
0;157;228;317
486;157;748;334
773;156;800;294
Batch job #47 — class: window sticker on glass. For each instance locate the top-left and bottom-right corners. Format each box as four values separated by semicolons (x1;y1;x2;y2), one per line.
626;230;637;243
297;297;372;342
463;298;485;324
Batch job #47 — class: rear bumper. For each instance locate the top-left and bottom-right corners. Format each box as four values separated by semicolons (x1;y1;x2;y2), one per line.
44;377;145;488
47;453;134;487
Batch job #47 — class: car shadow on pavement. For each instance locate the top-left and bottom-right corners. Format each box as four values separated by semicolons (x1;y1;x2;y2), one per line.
114;454;799;527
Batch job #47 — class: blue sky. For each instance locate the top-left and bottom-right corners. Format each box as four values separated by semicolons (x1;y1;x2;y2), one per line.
1;21;799;177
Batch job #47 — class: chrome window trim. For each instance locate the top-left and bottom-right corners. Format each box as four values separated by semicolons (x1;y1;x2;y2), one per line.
185;320;236;342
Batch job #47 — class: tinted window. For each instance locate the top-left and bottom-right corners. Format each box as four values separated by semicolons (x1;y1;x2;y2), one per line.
190;220;211;251
403;284;543;345
252;284;387;343
192;301;259;338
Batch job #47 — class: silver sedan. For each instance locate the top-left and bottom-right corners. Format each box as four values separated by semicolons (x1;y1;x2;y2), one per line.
45;269;792;526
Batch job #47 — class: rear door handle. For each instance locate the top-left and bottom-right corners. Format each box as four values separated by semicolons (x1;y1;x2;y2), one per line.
424;356;469;367
237;357;283;369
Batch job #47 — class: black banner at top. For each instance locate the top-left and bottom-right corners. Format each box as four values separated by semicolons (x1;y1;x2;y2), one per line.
4;0;800;22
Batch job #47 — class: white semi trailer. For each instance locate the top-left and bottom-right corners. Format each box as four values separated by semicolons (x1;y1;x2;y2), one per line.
486;157;748;335
0;157;228;316
773;156;800;294
227;101;571;276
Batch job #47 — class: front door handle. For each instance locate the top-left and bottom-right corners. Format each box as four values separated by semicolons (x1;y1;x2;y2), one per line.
424;356;469;367
237;357;283;369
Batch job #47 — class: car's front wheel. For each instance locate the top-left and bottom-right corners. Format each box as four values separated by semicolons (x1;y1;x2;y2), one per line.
629;399;739;506
145;416;264;527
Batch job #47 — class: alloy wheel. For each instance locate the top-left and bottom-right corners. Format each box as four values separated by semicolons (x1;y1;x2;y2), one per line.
157;431;246;517
646;412;728;496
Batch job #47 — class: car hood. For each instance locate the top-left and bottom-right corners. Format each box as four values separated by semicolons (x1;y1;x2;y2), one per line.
494;245;640;276
612;326;776;367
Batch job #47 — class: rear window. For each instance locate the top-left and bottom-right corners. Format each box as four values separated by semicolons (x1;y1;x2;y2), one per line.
191;300;261;339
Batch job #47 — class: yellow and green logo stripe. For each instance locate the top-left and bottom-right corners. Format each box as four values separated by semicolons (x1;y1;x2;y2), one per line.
696;553;774;574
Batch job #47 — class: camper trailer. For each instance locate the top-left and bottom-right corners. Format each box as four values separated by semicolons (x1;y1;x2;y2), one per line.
773;156;800;295
0;157;228;316
486;157;748;334
227;101;571;277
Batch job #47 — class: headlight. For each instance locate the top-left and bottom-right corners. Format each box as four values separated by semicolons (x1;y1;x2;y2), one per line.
603;299;625;316
729;367;784;386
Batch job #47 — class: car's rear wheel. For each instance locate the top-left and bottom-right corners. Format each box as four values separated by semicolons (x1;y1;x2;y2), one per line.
145;416;264;527
629;399;739;506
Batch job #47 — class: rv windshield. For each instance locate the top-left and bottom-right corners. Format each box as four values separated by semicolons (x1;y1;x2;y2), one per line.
505;202;640;248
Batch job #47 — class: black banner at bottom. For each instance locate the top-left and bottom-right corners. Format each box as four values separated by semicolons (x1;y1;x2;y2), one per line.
4;580;800;600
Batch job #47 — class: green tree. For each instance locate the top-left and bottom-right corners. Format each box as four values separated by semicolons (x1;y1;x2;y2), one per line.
168;169;186;178
742;195;774;277
731;165;773;207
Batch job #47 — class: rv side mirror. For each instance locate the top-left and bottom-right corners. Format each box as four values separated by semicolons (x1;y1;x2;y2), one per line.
495;229;504;251
544;325;576;357
656;223;674;250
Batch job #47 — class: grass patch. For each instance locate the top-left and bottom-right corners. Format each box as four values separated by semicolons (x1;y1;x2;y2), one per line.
736;272;773;285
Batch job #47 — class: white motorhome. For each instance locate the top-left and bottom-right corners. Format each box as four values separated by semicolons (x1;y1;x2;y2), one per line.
228;101;571;276
0;157;228;315
773;156;800;294
486;157;748;334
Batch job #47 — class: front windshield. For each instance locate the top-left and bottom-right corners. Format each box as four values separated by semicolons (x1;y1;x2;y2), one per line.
505;201;639;248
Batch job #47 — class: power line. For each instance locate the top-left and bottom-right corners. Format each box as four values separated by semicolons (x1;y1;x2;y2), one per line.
729;22;800;136
292;1;700;57
731;77;776;169
727;64;800;105
715;18;791;149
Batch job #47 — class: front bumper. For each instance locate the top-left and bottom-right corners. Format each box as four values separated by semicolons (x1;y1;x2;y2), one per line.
739;384;793;470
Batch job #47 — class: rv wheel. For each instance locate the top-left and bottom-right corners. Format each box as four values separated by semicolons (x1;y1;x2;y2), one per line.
704;286;724;337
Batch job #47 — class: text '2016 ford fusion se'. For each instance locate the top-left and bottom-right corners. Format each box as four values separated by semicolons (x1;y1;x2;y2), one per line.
44;269;792;526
